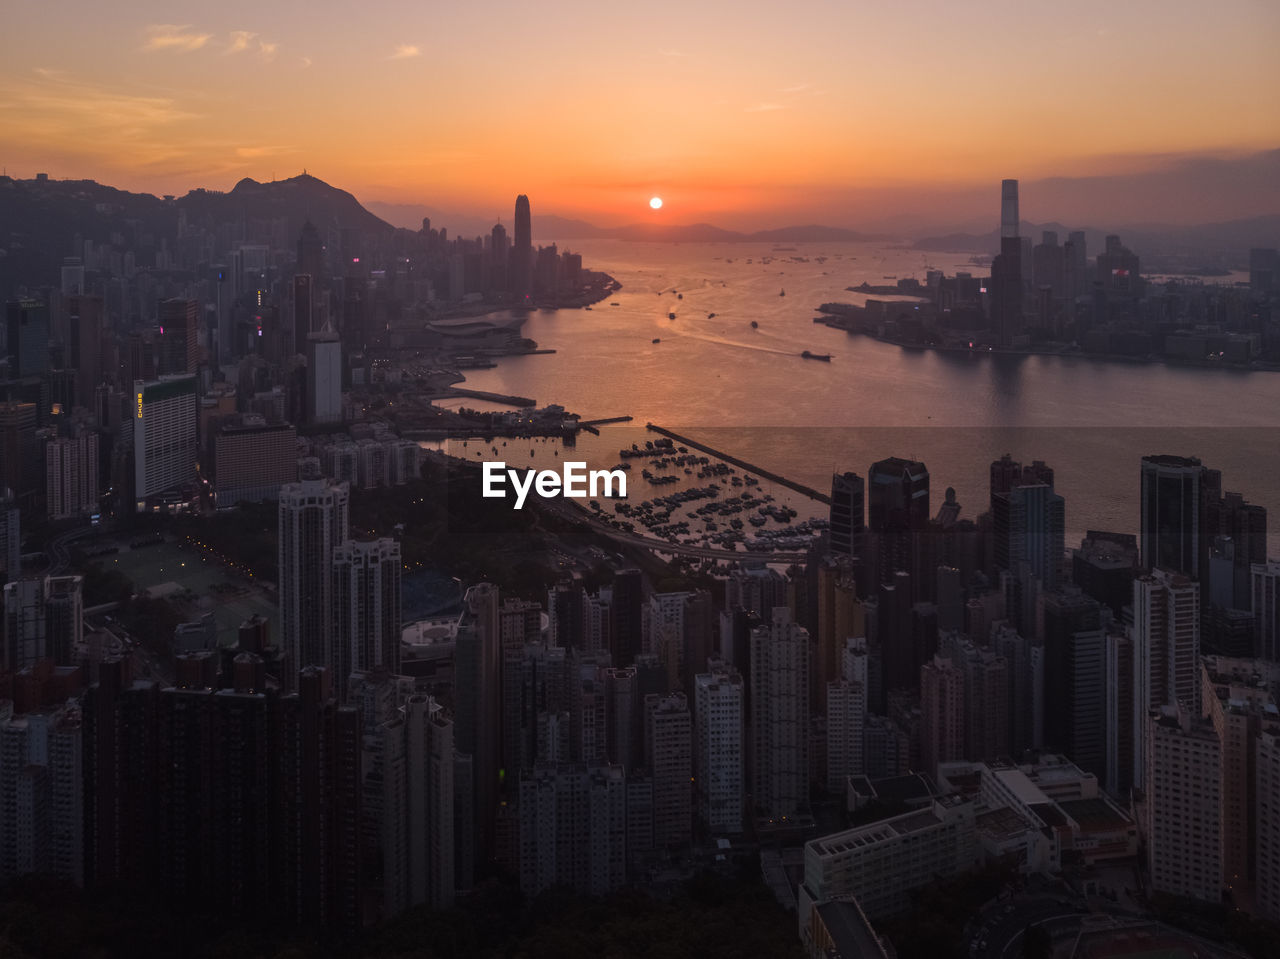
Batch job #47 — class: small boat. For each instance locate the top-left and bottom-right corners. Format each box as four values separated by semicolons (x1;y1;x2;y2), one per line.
652;338;661;344
677;293;683;300
779;289;785;296
611;302;620;306
708;312;716;318
801;350;831;361
668;312;676;320
750;321;758;329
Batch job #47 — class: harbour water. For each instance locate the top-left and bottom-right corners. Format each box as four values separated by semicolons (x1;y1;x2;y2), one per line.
446;240;1280;550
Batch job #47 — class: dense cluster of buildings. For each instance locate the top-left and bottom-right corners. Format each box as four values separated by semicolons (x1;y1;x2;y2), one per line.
829;180;1280;362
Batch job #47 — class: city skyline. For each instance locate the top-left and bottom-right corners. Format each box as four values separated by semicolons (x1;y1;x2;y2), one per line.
1;1;1278;231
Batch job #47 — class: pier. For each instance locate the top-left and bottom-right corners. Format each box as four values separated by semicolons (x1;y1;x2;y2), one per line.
436;387;537;407
645;425;832;505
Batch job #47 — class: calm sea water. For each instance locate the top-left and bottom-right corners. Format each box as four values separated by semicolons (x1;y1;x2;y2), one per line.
449;240;1280;551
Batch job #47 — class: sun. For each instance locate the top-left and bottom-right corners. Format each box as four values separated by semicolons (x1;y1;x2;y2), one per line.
649;196;663;210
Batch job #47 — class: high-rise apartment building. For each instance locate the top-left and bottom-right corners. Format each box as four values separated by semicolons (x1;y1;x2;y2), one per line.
333;537;402;701
46;429;98;520
645;692;692;847
1258;725;1280;922
278;479;350;688
1132;569;1200;789
1145;703;1222;904
694;666;744;834
920;654;965;779
750;608;810;819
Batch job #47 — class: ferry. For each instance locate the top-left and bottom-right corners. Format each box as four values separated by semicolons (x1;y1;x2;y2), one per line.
652;338;661;344
751;321;759;329
801;350;832;361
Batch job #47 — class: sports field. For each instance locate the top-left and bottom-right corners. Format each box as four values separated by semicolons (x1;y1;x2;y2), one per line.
103;537;280;649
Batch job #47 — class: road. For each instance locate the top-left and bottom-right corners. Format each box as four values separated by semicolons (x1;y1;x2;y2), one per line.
46;527;94;575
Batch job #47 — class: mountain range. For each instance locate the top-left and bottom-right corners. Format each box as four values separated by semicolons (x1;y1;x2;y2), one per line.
1;172;1275;299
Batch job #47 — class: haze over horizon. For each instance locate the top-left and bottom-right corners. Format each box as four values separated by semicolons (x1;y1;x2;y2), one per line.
2;0;1277;233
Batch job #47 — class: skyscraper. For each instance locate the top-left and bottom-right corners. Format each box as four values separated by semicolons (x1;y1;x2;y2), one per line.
454;583;502;865
990;456;1065;591
297;220;325;286
512;195;532;304
1140;455;1209;578
4;300;49;378
694;666;744;834
293;274;315;357
278;479;350;688
829;471;866;559
645;691;692;847
1132;568;1200;789
157;298;199;374
306;327;342;425
132;375;198;507
46;428;99;520
991;179;1024;345
750;608;810;819
333;537;402;701
1041;588;1106;774
920;654;964;779
1145;704;1222;904
0;491;18;585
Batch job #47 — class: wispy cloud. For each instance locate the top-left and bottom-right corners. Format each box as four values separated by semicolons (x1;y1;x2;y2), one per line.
144;24;211;52
389;44;421;60
258;40;279;60
299;56;313;69
745;102;785;113
225;30;256;54
235;145;295;159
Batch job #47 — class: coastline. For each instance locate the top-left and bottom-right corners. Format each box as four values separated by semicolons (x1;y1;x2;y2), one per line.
812;312;1279;373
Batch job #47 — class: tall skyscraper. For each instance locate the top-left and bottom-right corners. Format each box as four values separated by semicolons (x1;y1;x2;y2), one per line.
1259;725;1280;922
489;223;509;292
1253;560;1280;661
278;479;350;688
454;583;501;865
297;220;325;287
157;298;199;374
868;457;929;588
1000;178;1019;239
4;300;49;378
694;666;744;834
306;327;342;425
1145;703;1222;904
750;608;810;819
1132;568;1200;789
991;179;1024;345
333;537;402;701
920;653;964;779
293;274;315;358
0;491;17;585
826;637;867;793
991;456;1065;591
645;691;692;847
1041;588;1106;774
829;471;866;559
132;375;197;507
512;195;532;304
1140;455;1209;578
46;428;99;520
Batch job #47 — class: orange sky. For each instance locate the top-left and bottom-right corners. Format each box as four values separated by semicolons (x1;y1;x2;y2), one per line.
2;0;1278;229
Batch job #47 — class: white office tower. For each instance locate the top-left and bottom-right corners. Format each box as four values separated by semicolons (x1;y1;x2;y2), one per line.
1144;704;1222;904
1131;569;1200;789
133;375;197;506
750;607;810;819
826;637;867;793
306;327;342;425
333;537;402;702
278;479;350;690
694;666;744;834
